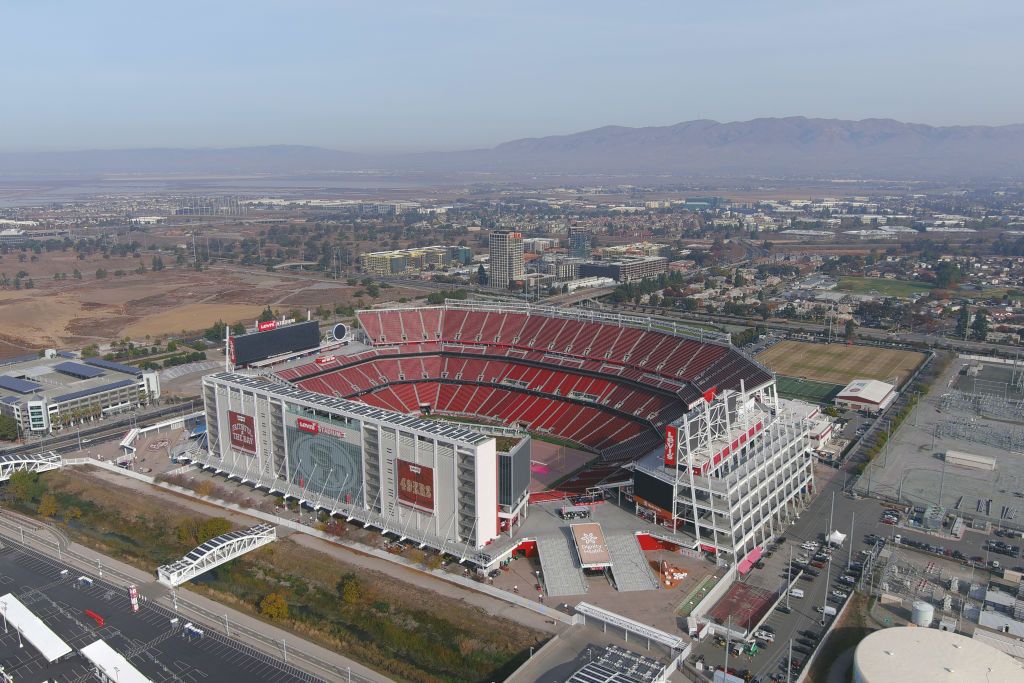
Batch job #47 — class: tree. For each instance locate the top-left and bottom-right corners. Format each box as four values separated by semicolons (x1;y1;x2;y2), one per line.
198;518;232;544
337;573;362;604
230;322;247;335
37;493;58;517
95;268;107;279
844;318;856;342
972;308;989;341
934;262;961;289
258;306;275;323
733;272;746;287
8;471;44;505
64;506;82;522
259;593;289;620
955;306;970;339
0;414;17;441
477;263;487;285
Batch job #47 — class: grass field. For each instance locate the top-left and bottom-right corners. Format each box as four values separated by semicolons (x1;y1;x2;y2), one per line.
757;340;925;387
836;276;934;298
776;376;844;404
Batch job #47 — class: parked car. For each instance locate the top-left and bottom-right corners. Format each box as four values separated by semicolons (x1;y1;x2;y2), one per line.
776;604;793;614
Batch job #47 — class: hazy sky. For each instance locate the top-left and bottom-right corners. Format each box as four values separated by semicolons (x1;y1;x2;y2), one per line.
2;1;1022;152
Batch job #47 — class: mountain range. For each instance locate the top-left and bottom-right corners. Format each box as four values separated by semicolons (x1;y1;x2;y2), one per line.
3;117;1024;180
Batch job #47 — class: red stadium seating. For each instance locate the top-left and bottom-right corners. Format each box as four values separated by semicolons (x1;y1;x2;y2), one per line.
287;307;771;492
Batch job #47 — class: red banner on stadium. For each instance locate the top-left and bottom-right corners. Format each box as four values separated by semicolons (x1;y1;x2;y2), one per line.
228;410;257;454
397;460;434;513
296;417;319;434
664;425;678;468
257;320;278;332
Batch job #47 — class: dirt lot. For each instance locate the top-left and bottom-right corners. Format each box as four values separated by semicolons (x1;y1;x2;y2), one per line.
757;340;925;386
0;254;417;349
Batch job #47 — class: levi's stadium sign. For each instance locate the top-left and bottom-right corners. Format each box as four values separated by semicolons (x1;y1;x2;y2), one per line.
295;416;346;439
257;320;278;332
228;410;257;454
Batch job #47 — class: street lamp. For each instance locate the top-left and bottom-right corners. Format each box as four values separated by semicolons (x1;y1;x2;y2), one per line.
0;600;6;633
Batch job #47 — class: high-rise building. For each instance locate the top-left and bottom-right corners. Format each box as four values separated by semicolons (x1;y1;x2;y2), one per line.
568;227;592;259
488;231;524;289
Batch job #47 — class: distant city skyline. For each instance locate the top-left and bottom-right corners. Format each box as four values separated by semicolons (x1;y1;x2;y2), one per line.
2;1;1022;153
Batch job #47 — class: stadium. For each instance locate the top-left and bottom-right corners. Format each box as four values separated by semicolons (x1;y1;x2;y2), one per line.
198;301;814;566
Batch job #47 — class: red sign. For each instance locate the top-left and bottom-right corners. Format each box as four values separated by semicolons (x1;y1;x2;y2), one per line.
315;355;336;364
702;385;718;403
258;320;278;332
128;585;139;613
664;425;678;468
296;418;320;434
397;460;434;513
228;337;236;364
228;410;257;454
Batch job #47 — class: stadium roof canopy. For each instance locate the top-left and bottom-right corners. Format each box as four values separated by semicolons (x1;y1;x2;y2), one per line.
0;593;72;662
53;361;105;379
836;378;895;405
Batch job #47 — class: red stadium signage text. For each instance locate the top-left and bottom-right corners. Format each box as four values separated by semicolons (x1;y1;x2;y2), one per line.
257;320;278;332
664;425;678;468
228;410;258;454
295;416;346;439
397;460;434;513
315;356;336;364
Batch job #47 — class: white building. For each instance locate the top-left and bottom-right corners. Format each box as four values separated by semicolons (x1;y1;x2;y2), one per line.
488;231;524;289
199;373;530;558
853;627;1023;683
632;385;814;562
835;379;897;414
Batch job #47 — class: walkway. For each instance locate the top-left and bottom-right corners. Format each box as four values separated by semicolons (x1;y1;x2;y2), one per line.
607;533;659;592
537;535;588;597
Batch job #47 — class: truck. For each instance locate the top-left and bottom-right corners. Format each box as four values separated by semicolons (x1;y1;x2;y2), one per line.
789;588;805;599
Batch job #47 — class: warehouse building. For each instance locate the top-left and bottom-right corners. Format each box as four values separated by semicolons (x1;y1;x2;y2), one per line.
834;378;897;414
0;351;159;434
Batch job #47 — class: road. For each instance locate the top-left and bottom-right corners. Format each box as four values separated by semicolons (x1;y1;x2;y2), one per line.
605;304;1024;358
0;401;201;456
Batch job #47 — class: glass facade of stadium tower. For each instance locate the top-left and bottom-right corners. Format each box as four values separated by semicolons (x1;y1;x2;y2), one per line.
632;381;815;562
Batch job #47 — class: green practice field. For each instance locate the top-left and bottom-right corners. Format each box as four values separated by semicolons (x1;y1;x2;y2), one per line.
776;376;844;404
836;276;934;298
757;340;925;387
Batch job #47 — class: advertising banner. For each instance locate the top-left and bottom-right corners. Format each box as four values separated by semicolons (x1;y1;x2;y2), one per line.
664;425;678;468
397;459;434;513
257;320;278;332
228;410;257;454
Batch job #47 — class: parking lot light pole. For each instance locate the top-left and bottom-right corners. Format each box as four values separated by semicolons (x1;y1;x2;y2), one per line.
787;638;793;683
787;546;793;609
822;561;831;626
848;512;855;568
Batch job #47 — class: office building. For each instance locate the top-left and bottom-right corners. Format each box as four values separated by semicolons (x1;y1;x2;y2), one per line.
488;231;524;289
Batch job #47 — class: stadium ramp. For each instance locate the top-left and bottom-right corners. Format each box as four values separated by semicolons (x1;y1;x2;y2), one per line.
607;533;660;592
536;535;588;597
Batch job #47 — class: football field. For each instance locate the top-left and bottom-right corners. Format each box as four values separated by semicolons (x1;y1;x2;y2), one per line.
757;340;925;387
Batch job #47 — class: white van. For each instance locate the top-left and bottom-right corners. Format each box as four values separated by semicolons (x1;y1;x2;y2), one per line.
789;588;805;599
823;605;837;617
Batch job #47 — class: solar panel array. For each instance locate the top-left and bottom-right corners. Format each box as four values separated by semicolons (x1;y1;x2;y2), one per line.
84;358;140;375
53;361;105;379
0;375;42;394
212;372;490;446
52;379;135;403
566;646;666;683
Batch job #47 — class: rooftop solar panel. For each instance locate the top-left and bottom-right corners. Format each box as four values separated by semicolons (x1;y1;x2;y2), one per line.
52;379;135;403
84;358;140;375
0;376;42;394
53;361;105;379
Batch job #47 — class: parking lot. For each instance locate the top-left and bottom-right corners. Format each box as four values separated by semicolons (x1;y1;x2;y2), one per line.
0;537;321;683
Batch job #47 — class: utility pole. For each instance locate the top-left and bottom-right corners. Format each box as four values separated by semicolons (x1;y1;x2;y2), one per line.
848;511;855;568
828;491;835;536
822;560;831;626
787;638;793;683
725;615;731;674
787;545;793;609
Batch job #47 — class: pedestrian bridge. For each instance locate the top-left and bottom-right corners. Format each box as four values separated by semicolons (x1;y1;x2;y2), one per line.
0;452;62;482
157;523;277;587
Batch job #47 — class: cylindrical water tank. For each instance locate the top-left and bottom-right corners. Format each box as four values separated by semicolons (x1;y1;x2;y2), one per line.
912;601;934;627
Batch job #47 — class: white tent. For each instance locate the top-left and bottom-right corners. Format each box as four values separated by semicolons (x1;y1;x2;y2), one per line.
828;530;847;546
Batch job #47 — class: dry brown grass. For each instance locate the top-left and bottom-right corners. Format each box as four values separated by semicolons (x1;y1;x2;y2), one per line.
757;340;925;386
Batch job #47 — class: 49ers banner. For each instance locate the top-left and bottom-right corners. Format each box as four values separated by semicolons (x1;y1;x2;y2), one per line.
228;410;257;454
664;425;678;468
397;460;434;513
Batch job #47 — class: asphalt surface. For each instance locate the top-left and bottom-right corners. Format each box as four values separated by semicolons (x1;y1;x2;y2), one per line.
0;536;323;683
